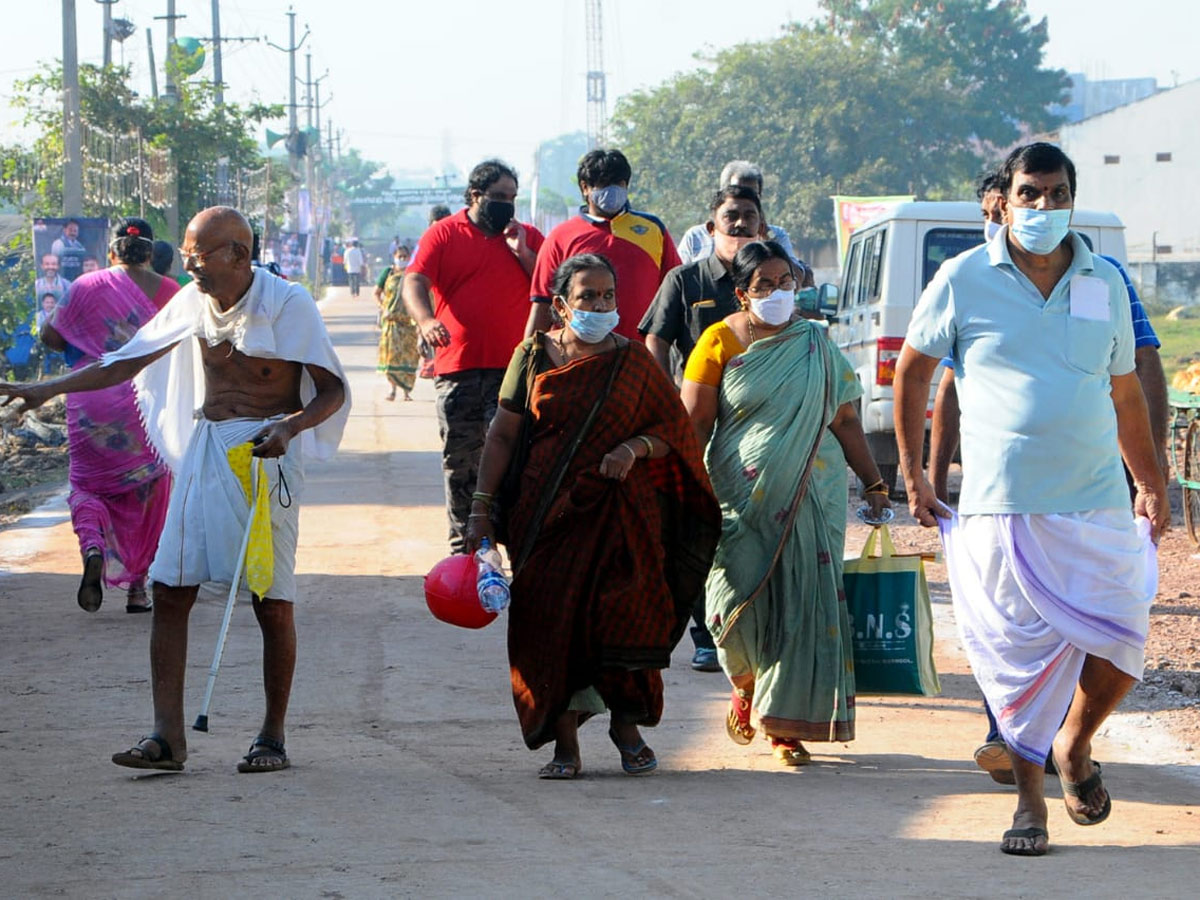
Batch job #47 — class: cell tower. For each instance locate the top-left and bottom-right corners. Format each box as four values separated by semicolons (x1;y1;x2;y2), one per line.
585;0;607;149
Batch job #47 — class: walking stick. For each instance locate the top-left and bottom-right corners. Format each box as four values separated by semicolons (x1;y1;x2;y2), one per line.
193;458;261;732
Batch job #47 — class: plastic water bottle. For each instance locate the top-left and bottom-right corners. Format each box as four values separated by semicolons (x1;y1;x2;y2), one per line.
475;538;511;613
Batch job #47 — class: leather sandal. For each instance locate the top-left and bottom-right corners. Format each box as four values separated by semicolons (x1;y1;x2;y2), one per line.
726;688;756;745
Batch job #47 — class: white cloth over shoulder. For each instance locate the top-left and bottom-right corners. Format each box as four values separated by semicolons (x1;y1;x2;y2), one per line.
149;417;302;600
938;509;1156;764
100;268;350;473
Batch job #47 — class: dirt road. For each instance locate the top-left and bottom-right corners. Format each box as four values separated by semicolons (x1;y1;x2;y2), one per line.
1;289;1197;898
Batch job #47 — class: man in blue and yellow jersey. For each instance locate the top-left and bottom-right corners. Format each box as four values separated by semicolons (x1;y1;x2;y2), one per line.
525;149;681;341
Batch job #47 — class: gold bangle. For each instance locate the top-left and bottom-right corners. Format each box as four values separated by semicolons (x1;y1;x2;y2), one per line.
636;435;654;457
467;513;490;520
865;489;890;496
862;479;886;493
619;442;638;462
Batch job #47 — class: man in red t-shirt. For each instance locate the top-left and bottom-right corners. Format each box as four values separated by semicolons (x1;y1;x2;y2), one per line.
525;149;680;342
403;159;544;551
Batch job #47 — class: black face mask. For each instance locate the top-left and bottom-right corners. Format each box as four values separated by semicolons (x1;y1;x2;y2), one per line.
480;199;515;232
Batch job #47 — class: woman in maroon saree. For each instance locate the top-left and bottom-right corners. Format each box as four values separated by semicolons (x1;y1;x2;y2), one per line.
40;217;177;613
468;254;720;779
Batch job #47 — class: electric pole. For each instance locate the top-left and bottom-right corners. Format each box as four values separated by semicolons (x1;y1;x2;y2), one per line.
211;0;223;104
62;0;83;215
146;27;159;100
265;7;310;232
96;0;118;67
154;1;186;104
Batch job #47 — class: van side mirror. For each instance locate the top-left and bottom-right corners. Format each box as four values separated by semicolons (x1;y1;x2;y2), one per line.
818;283;839;319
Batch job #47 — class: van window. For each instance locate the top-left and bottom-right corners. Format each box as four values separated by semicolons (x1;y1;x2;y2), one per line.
923;228;984;288
841;241;863;313
861;228;886;304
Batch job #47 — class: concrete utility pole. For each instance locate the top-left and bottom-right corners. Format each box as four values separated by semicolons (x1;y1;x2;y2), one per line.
62;0;83;216
265;7;310;232
146;27;159;100
305;52;313;130
96;0;118;67
211;0;223;104
154;0;186;104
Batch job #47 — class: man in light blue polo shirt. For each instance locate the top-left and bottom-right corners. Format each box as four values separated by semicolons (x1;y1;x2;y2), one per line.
893;143;1168;858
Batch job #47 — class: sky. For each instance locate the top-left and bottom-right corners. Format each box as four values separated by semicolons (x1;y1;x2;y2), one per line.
2;0;1198;187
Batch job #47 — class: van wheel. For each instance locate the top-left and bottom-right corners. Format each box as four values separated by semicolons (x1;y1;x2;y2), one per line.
878;463;900;499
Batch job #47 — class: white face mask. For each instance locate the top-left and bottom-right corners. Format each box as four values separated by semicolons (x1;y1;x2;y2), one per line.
748;288;794;326
1008;207;1071;255
984;220;1002;242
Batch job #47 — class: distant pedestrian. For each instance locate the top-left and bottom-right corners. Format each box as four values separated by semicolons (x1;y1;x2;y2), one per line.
402;159;545;552
525;148;680;341
36;217;180;613
376;245;418;401
344;240;365;296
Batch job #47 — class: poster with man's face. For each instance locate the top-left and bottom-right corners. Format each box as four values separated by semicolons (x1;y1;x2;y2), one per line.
32;216;108;298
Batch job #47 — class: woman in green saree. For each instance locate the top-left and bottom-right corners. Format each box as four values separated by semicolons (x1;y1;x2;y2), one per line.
375;245;420;400
681;241;891;765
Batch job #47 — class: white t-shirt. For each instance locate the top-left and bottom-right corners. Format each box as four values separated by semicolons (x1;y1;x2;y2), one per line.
344;247;364;271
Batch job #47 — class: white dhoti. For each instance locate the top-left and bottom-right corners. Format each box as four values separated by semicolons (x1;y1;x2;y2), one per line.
938;509;1156;764
149;417;304;601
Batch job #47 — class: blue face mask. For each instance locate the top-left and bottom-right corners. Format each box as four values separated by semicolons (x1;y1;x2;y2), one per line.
566;307;620;343
1008;207;1071;255
590;185;627;216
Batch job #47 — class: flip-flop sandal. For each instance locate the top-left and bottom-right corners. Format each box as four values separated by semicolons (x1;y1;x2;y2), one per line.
726;688;756;746
771;739;812;767
237;734;290;773
974;740;1016;785
112;733;184;771
1000;826;1049;856
607;727;658;775
537;761;581;780
1056;759;1111;826
125;585;152;614
78;553;104;612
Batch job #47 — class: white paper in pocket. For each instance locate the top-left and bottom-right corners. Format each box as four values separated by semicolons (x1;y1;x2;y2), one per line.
1069;275;1110;321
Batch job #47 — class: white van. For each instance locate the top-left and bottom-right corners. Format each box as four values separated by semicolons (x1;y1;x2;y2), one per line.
825;201;1127;490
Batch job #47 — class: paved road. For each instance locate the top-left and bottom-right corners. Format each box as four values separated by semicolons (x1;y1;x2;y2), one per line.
1;288;1197;898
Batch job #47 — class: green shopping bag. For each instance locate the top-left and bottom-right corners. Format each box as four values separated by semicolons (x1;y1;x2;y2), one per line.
842;525;940;696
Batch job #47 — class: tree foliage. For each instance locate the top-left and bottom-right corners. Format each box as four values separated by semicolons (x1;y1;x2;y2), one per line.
611;0;1067;244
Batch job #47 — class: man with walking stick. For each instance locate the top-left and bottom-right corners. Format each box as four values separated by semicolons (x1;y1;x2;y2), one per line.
0;207;349;774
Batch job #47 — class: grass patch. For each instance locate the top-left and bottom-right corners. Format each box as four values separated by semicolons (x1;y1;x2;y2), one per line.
1150;315;1200;381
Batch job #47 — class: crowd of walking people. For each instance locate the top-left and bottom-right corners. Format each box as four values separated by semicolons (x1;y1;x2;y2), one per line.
0;140;1168;858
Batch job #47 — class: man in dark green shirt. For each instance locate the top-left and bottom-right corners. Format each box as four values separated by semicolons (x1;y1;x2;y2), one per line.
639;185;764;376
637;184;764;671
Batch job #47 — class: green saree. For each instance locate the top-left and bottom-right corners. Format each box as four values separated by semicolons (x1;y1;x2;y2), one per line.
377;269;419;392
704;319;862;742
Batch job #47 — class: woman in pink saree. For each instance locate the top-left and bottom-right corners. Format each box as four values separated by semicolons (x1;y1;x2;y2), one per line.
40;217;178;613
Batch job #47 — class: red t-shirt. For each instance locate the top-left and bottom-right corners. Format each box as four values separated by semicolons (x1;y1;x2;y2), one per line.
407;210;544;375
530;209;681;342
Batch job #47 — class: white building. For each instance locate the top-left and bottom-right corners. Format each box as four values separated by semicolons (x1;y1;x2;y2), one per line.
1055;78;1200;263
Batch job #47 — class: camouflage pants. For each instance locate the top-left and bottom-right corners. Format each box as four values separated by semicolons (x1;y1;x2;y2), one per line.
434;368;503;553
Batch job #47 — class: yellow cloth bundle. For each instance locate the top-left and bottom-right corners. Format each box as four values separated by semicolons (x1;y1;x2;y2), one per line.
226;441;275;597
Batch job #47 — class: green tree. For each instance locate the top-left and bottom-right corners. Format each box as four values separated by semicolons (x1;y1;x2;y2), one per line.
612;2;1067;245
10;62;285;231
818;0;1069;147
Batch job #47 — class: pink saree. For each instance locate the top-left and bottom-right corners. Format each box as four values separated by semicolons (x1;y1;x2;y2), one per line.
52;268;178;588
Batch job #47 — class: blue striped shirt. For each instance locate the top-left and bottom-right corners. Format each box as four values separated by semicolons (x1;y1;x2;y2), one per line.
1100;255;1159;349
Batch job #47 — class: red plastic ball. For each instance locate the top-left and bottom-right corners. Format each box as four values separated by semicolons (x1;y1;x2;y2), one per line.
424;554;497;629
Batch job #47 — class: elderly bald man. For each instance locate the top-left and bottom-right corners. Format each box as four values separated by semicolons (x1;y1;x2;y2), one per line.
1;206;350;775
